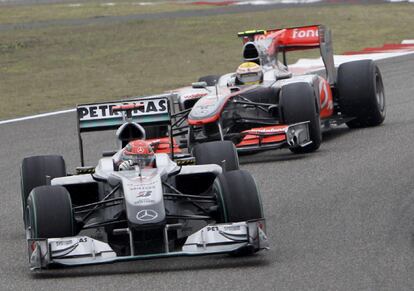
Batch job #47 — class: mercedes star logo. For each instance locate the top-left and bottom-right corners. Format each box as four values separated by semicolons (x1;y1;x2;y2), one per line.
136;209;158;221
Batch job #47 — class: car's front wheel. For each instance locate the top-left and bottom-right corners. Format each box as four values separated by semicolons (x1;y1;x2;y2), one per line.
214;170;263;223
214;170;263;255
25;185;74;239
279;82;321;153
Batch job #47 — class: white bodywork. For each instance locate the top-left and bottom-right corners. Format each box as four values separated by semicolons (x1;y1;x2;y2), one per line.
28;220;268;270
52;153;223;227
30;151;269;270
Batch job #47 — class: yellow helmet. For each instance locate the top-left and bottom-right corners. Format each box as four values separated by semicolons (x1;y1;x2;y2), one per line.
236;62;263;85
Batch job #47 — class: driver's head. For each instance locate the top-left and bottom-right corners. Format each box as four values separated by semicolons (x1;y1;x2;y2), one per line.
122;140;155;168
236;62;263;85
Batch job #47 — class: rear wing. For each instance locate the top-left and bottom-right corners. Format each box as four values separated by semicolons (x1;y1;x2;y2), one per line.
238;25;336;85
76;94;173;166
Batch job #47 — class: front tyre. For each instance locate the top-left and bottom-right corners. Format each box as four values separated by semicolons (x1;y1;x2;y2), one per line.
214;170;264;255
25;185;74;239
279;83;321;153
214;170;263;223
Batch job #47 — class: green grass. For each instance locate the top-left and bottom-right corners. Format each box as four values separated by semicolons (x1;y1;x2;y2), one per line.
0;3;413;119
0;2;210;24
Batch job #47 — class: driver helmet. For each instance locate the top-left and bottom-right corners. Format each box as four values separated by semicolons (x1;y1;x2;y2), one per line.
122;140;155;168
236;62;263;85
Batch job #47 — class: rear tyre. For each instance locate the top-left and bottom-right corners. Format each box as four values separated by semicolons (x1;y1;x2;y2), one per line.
21;155;66;212
25;185;74;239
214;170;263;255
198;75;220;86
192;140;239;171
144;125;169;139
337;60;386;128
279;83;321;153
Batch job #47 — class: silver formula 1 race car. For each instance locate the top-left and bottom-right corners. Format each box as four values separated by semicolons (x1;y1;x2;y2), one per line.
173;25;386;154
21;94;268;270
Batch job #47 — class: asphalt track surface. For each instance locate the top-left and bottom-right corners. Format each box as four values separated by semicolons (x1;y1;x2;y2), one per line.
0;54;413;290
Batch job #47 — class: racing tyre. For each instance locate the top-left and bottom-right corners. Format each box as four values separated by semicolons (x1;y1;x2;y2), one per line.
337;60;386;128
144;125;168;139
25;185;74;239
198;75;220;86
21;155;66;212
214;170;263;222
279;83;321;153
192;140;239;171
214;170;263;255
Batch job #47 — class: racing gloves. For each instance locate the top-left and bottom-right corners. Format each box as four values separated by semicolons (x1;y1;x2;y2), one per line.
119;160;134;171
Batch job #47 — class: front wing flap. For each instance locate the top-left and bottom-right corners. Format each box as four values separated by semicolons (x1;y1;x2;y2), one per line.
27;220;268;270
236;121;311;152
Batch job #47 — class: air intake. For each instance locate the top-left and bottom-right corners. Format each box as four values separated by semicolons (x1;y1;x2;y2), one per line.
243;42;260;65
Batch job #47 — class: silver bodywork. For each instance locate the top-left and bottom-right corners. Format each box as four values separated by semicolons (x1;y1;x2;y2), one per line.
27;152;268;270
28;220;268;270
171;36;326;152
174;26;336;126
177;69;322;119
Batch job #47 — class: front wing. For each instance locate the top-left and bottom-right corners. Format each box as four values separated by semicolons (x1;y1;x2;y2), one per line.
236;122;311;152
27;220;268;270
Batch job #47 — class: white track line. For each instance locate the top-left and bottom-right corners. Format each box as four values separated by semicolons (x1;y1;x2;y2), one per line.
0;108;75;125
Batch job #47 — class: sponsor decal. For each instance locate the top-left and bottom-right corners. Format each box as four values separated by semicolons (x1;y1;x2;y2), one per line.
130;175;154;181
319;79;333;111
249;127;285;134
134;198;155;205
224;225;241;231
207;226;219;232
319;80;328;108
183;92;208;100
292;28;319;39
137;190;152;197
78;98;168;121
55;239;74;247
128;182;156;192
136;209;158;221
255;30;283;41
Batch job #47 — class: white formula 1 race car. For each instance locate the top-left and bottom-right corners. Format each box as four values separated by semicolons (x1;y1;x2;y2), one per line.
21;94;268;270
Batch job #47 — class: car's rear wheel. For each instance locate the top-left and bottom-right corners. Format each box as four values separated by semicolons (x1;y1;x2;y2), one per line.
192;140;239;171
25;185;74;239
337;60;386;128
144;125;169;139
198;75;220;86
21;155;66;213
279;82;321;153
214;170;263;255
